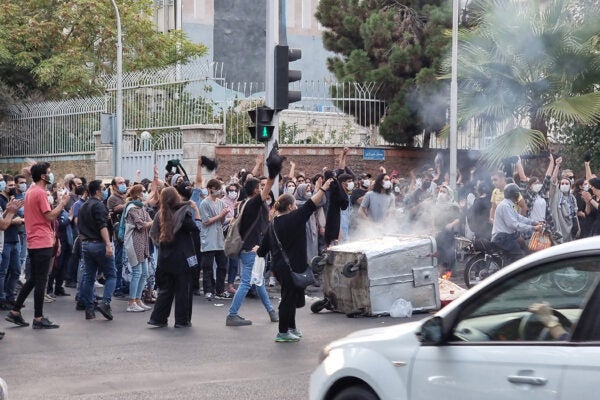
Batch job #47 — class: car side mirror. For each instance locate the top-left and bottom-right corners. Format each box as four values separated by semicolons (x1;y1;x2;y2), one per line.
416;316;444;345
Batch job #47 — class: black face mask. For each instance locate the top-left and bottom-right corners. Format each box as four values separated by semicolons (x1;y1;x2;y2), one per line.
422;181;432;190
7;188;16;197
75;186;86;196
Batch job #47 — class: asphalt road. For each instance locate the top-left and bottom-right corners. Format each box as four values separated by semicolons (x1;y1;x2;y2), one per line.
0;285;431;400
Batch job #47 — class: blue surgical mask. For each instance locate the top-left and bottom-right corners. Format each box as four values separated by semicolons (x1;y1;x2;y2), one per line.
0;181;5;192
47;172;55;184
118;184;127;194
18;183;27;193
103;188;109;201
200;188;209;197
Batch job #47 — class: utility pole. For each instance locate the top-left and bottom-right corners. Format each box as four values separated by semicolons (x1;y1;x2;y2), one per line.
110;0;123;178
449;0;459;193
265;0;279;196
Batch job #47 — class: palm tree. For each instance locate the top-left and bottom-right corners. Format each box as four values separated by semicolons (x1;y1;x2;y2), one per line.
446;0;600;167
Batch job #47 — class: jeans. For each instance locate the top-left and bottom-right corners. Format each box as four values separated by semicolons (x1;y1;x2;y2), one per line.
48;237;71;292
0;241;21;301
129;259;148;300
80;241;117;309
13;247;53;318
492;232;525;264
114;240;128;293
228;251;274;316
227;256;239;284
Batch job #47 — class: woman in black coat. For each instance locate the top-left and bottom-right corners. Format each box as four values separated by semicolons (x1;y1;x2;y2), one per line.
148;187;201;328
257;177;333;342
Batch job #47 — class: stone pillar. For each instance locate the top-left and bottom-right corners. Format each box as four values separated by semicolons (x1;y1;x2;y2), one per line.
94;131;113;181
181;124;224;182
94;130;136;180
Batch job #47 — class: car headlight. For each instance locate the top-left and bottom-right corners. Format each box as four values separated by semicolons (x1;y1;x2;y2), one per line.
318;345;331;364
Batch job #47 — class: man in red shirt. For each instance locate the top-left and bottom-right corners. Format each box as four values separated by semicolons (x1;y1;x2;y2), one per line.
5;162;69;329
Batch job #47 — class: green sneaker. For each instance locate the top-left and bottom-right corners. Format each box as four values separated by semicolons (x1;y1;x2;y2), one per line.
274;332;300;342
289;328;302;337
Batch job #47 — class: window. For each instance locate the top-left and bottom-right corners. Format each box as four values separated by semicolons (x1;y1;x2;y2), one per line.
452;257;600;342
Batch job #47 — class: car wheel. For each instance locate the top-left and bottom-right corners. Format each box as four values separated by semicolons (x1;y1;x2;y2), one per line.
332;385;379;400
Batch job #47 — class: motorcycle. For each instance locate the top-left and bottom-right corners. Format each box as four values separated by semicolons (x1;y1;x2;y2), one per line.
457;234;590;294
456;236;505;289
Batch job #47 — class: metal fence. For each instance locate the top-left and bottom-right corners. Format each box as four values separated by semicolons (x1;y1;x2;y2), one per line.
1;68;391;158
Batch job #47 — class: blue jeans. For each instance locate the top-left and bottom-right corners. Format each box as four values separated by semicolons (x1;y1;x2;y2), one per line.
114;240;128;293
0;241;21;301
227;256;239;284
129;259;148;300
228;251;274;316
80;241;117;309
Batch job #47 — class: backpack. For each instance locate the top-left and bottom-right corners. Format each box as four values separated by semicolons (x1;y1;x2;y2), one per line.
117;203;136;243
223;201;247;258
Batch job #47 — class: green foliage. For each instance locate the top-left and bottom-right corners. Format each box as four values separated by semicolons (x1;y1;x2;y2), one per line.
316;1;452;146
555;124;600;174
279;122;304;144
447;0;600;165
0;0;207;101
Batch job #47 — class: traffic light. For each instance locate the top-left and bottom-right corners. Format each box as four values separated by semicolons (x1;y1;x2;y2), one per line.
274;44;302;111
248;106;275;143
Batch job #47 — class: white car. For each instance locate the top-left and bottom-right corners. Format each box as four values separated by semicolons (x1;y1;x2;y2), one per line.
0;376;6;400
310;236;600;400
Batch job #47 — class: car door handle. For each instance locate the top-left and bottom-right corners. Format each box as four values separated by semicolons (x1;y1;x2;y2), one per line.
507;375;548;386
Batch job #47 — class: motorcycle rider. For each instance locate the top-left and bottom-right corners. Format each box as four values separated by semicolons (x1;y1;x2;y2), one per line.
491;183;543;263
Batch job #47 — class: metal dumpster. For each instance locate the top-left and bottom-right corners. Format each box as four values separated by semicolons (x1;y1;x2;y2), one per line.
311;235;440;316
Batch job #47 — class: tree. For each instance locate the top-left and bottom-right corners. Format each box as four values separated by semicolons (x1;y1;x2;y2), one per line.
448;0;600;167
0;0;207;101
316;0;452;146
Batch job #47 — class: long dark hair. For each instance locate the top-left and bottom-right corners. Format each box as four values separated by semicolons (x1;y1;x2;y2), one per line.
372;173;390;194
158;187;184;244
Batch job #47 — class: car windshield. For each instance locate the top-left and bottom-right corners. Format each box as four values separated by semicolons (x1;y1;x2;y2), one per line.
452;256;600;342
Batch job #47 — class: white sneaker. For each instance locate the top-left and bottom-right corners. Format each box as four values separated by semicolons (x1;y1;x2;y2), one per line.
94;281;104;288
268;276;277;287
126;303;145;312
136;301;152;310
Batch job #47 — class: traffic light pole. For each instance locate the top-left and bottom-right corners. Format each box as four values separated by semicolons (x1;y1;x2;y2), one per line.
266;0;280;197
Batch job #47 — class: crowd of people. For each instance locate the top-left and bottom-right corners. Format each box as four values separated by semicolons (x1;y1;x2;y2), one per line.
0;147;598;342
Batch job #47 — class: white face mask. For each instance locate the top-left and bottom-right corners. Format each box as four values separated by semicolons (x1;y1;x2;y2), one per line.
346;181;355;191
415;178;422;188
266;199;272;206
362;179;371;188
286;186;295;194
18;183;27;193
437;193;450;203
227;191;237;200
383;180;392;190
142;192;148;201
531;183;543;193
583;184;590;191
48;195;54;205
305;191;313;199
560;184;571;193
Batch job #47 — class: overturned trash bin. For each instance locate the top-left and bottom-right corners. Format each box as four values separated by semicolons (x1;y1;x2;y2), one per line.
311;235;440;317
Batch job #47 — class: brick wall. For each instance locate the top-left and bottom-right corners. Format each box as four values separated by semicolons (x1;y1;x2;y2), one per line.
0;147;481;184
214;146;481;181
0;158;95;183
